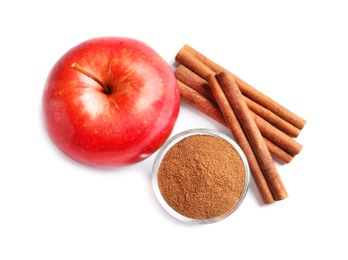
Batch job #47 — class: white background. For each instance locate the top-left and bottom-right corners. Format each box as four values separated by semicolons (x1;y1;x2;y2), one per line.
1;1;347;259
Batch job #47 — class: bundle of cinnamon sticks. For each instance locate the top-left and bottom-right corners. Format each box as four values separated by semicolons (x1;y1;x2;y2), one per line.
174;44;306;204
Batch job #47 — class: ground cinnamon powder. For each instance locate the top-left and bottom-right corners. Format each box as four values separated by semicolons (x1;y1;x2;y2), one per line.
157;134;246;220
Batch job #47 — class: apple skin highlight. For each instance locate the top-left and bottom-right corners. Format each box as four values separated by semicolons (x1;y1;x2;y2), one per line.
42;37;180;168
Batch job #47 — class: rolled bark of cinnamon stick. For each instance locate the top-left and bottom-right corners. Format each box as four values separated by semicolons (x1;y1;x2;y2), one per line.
205;74;275;204
177;80;226;126
251;111;303;156
175;64;301;137
216;71;288;201
244;96;301;137
178;79;294;164
176;44;307;130
175;48;214;79
263;138;294;164
175;65;215;104
175;64;303;157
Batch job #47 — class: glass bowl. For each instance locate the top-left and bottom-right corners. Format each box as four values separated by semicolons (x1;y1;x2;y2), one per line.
152;128;250;224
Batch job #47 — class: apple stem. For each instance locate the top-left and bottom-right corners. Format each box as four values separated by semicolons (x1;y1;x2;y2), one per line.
71;62;110;94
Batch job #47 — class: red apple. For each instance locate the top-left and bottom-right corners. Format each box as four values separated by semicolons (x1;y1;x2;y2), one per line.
42;37;180;168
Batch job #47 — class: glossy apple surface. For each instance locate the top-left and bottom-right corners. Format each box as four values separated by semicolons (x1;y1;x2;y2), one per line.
42;37;180;168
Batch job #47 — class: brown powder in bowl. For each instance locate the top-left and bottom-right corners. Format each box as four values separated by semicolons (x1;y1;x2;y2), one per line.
157;133;247;220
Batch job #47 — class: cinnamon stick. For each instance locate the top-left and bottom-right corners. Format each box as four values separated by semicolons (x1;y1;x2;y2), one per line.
205;74;275;204
263;138;294;164
175;65;215;104
175;64;300;137
175;64;303;157
175;48;214;79
216;71;288;201
251;111;303;156
177;80;226;126
178;79;294;164
244;96;301;137
176;44;307;130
